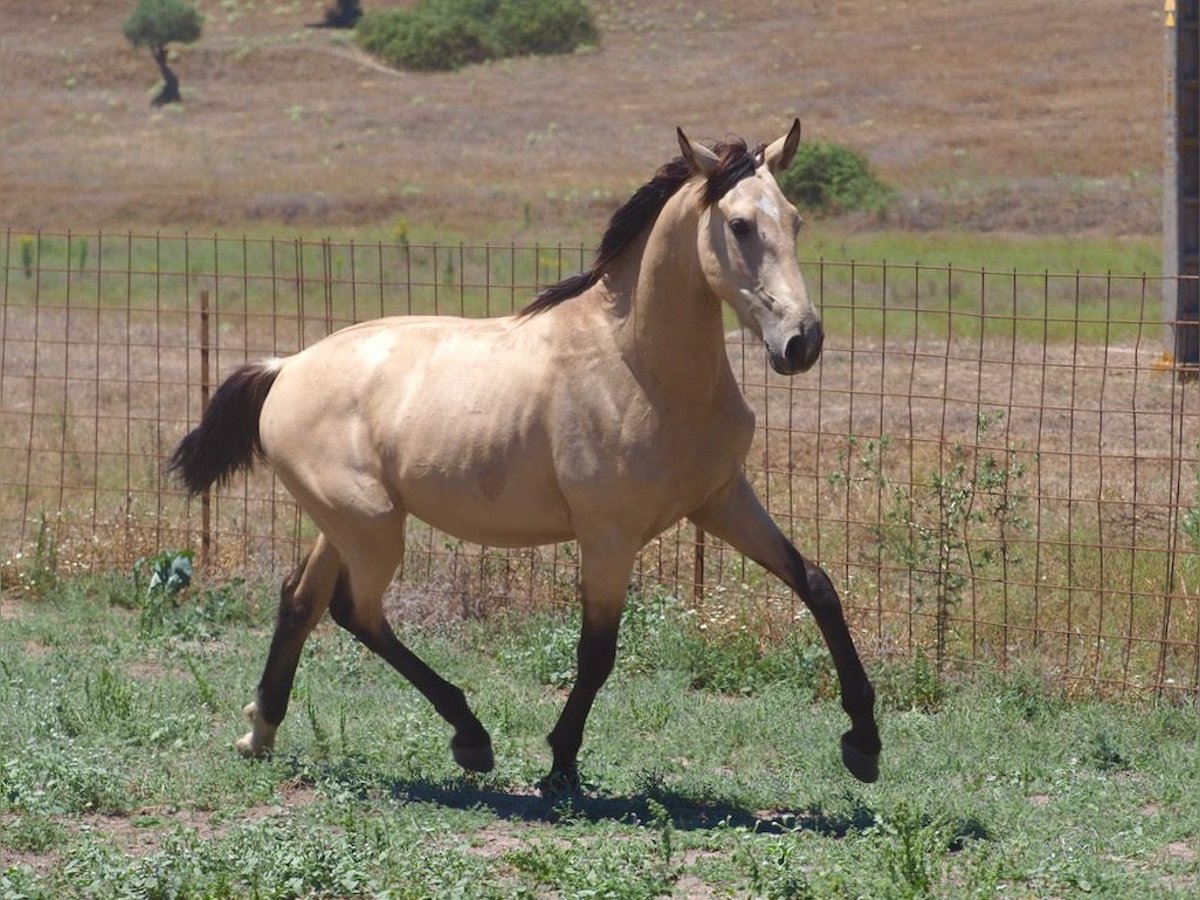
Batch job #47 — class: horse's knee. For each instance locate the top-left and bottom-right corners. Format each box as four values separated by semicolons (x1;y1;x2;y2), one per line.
802;560;840;606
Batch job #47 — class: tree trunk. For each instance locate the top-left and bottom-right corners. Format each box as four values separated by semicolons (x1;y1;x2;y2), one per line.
150;44;181;106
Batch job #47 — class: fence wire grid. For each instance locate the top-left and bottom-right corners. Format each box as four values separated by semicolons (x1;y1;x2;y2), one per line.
2;229;1199;696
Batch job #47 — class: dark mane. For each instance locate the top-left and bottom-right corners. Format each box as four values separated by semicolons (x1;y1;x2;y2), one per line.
519;137;763;317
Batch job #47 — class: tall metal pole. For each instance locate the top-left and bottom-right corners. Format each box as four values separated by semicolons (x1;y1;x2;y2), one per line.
199;289;211;569
1165;0;1200;368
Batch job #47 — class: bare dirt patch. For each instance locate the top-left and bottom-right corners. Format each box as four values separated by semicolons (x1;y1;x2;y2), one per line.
1163;840;1197;863
0;0;1162;235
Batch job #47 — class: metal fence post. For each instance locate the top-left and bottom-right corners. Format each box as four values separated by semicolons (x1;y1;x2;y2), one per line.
1165;0;1200;367
199;289;211;569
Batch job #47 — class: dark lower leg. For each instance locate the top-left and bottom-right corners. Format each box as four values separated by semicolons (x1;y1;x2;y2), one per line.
328;588;492;771
802;561;878;741
239;554;331;757
784;547;881;779
545;620;619;788
255;559;325;723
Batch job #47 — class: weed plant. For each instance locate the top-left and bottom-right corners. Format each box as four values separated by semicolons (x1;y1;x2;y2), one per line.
828;415;1031;673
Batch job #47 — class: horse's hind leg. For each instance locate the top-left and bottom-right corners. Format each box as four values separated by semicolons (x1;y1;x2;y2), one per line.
327;524;494;773
238;533;341;757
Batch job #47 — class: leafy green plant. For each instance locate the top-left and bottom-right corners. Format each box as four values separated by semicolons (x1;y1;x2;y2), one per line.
84;666;136;726
676;626;830;697
19;234;34;279
497;607;580;687
869;801;945;898
489;0;597;57
1087;730;1132;772
830;415;1031;671
874;651;946;712
133;549;194;634
73;237;89;271
133;548;193;598
356;0;596;72
1;514;61;599
777;140;895;216
1;813;67;854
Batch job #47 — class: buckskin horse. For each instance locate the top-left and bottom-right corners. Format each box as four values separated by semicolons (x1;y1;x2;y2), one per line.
170;120;881;791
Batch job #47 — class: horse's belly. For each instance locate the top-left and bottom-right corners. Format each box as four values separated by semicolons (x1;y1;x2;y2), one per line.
396;467;575;548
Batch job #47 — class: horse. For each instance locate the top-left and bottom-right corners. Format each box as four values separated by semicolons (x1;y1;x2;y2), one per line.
170;120;881;792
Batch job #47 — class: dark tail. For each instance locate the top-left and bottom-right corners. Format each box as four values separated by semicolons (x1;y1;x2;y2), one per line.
169;361;282;496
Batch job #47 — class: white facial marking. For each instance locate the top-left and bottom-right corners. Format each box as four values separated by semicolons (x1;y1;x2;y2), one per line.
756;193;781;224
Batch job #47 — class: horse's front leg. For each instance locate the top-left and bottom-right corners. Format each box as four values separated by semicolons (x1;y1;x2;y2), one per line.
689;475;881;783
541;541;638;795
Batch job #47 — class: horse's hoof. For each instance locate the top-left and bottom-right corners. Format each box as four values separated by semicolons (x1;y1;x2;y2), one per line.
537;768;581;799
840;733;880;783
450;734;495;773
235;732;268;758
235;701;274;758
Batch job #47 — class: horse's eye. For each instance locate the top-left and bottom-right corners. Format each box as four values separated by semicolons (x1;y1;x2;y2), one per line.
729;218;752;238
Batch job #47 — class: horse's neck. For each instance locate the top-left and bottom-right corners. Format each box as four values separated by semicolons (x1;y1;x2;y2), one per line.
604;192;734;402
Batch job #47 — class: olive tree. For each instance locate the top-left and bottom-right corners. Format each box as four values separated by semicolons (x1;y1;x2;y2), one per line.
316;0;363;28
122;0;204;106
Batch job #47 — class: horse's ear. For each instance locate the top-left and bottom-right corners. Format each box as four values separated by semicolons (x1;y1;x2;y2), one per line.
677;127;719;175
764;118;802;174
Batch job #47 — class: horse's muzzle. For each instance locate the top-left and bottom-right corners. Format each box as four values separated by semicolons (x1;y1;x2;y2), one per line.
770;322;824;375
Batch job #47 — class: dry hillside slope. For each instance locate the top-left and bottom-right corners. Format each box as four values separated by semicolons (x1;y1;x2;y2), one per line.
0;0;1163;234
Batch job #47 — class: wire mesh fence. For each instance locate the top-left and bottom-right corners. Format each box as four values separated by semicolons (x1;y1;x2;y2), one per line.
2;229;1198;695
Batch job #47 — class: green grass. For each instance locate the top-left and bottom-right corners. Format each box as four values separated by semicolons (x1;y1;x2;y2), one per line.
801;230;1162;346
1;575;1197;897
2;228;1161;337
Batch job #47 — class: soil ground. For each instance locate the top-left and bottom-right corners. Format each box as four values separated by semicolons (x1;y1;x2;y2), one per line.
0;0;1165;236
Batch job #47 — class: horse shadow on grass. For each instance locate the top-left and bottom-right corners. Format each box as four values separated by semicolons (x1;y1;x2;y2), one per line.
285;755;878;837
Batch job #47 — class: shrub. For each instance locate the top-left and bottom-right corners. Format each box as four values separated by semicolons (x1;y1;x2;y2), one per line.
489;0;597;58
356;0;596;72
777;140;895;216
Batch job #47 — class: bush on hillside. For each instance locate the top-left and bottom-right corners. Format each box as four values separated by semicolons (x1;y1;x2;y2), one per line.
356;0;596;72
489;0;597;57
777;140;895;216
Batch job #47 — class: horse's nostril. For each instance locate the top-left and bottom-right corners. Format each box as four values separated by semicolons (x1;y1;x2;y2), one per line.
784;325;823;372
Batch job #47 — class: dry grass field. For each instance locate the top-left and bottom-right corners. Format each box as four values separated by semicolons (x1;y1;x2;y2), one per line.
0;0;1164;236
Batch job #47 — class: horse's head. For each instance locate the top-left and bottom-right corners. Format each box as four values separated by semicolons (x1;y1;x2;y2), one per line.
679;119;822;375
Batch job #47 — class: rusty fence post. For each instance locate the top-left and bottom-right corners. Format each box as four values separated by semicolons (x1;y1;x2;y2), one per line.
199;289;211;569
693;525;705;604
